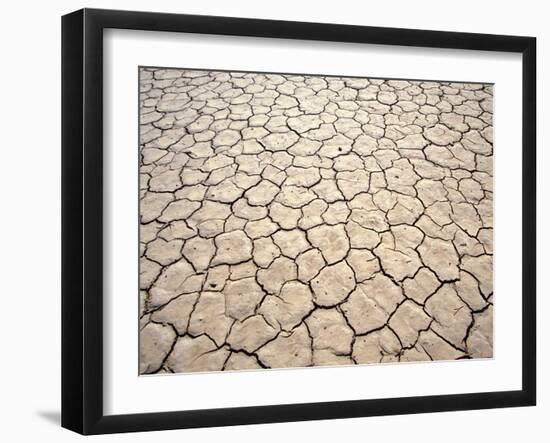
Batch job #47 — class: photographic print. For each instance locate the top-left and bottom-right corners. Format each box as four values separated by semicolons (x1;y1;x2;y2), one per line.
138;67;493;375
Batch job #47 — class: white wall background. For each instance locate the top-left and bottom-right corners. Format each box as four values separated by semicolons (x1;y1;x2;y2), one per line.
0;0;545;441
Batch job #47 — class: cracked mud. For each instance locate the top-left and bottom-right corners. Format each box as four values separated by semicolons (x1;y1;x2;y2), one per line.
139;67;493;374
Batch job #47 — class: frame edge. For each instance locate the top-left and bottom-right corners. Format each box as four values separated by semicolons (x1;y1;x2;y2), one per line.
521;36;537;406
61;8;85;435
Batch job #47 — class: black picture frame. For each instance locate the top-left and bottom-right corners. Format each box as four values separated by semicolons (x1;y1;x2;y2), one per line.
61;8;537;435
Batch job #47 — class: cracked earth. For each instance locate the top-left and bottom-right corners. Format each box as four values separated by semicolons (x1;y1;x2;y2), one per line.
139;67;493;374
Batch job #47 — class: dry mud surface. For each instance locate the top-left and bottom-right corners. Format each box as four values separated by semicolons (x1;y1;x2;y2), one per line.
139;68;493;374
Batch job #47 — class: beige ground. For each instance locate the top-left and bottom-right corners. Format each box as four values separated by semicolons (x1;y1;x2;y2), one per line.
139;68;493;374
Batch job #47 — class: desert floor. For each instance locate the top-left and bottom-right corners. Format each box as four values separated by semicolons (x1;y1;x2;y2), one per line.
138;68;493;374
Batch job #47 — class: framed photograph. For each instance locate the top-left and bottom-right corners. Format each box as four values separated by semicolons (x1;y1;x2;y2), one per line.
61;8;536;435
